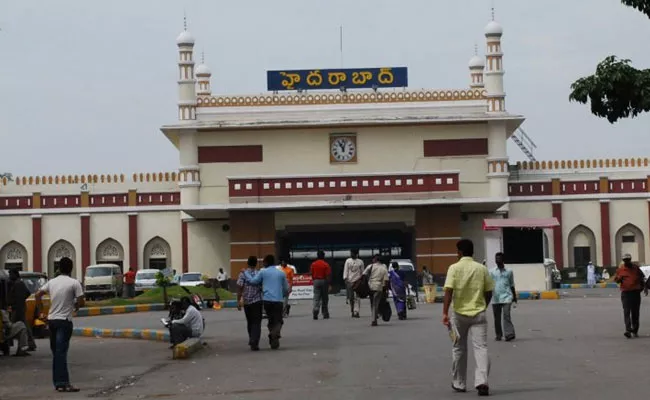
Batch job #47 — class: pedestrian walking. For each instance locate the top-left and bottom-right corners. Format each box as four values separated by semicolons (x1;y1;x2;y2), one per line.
343;249;364;318
217;268;229;290
442;239;494;396
614;253;649;338
237;256;263;351
310;250;332;320
278;258;295;317
35;257;84;393
489;252;517;341
123;267;136;298
8;269;37;350
389;262;407;320
245;255;289;350
363;255;389;326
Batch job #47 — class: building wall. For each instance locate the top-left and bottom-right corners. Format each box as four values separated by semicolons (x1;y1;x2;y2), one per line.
41;214;83;277
0;216;34;270
196;123;492;204
90;213;129;265
138;212;182;271
609;200;649;264
187;220;230;277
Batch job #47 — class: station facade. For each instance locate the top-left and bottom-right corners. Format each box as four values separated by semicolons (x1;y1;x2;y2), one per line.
1;19;649;279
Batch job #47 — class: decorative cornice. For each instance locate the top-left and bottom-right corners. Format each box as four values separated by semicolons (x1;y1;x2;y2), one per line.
196;89;487;108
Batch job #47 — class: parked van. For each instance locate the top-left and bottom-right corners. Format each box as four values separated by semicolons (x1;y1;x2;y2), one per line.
135;269;160;295
84;264;123;300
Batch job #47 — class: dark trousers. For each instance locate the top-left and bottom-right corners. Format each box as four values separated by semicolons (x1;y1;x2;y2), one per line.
313;279;330;317
170;324;192;345
492;303;515;339
124;284;135;298
264;301;284;339
621;291;642;334
48;320;73;388
244;301;263;347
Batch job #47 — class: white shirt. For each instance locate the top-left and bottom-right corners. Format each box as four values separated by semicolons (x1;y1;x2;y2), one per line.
172;305;204;337
40;275;84;321
217;272;227;281
343;258;364;283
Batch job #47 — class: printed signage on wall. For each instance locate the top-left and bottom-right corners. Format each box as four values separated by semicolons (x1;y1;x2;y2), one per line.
289;274;314;300
267;67;408;91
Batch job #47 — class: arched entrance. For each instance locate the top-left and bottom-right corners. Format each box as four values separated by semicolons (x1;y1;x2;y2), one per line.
615;223;645;264
0;241;28;271
143;237;171;271
95;238;125;269
568;225;597;268
48;240;77;278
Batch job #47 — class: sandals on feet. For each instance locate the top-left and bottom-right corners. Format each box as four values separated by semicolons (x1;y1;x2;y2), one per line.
56;385;80;393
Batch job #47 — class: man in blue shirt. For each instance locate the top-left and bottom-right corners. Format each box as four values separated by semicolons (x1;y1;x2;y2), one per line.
245;255;289;350
489;252;517;342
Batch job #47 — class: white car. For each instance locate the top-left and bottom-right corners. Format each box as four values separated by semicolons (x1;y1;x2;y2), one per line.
179;272;205;287
135;269;160;294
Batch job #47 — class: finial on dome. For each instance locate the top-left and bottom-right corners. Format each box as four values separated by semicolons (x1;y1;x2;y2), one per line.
474;43;478;56
183;11;187;31
201;50;205;64
176;14;195;45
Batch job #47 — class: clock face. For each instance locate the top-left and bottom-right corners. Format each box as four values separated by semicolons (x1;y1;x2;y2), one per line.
330;137;356;162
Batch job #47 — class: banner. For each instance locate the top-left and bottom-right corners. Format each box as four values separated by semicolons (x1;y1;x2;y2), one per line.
289;274;314;300
267;67;408;91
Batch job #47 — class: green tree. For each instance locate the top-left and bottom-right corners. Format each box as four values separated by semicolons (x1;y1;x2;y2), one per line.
569;1;650;123
155;271;171;309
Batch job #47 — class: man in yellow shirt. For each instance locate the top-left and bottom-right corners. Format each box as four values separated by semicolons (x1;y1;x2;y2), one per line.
442;239;494;397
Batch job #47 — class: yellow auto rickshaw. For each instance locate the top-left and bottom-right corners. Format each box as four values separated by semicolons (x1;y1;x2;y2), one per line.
21;272;50;338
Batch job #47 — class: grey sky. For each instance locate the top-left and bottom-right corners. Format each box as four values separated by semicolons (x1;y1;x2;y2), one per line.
1;0;649;176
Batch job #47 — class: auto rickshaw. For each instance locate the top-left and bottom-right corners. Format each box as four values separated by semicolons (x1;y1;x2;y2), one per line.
21;272;50;338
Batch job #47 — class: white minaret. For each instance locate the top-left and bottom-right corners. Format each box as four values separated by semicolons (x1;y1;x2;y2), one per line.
177;18;196;121
484;15;505;113
195;52;212;96
468;45;485;89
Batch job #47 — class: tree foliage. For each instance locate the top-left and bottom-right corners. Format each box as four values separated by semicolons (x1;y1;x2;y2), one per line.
569;1;650;123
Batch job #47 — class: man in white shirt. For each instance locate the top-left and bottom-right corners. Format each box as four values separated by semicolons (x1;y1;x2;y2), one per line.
217;268;229;290
170;297;204;347
35;257;84;393
343;249;364;318
363;255;389;326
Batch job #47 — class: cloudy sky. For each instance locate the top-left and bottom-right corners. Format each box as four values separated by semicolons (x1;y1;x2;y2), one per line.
1;0;649;176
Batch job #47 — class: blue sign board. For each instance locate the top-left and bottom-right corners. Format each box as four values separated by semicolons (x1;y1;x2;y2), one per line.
266;67;408;91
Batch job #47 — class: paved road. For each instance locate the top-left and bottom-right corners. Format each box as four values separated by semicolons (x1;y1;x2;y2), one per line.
3;294;650;399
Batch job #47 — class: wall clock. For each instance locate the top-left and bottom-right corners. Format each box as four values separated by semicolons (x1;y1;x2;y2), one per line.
330;134;357;163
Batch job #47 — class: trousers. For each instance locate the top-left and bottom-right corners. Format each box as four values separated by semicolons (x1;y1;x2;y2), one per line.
264;301;284;339
312;279;330;317
244;301;263;347
170;324;193;345
346;282;360;315
369;291;383;322
621;291;642;334
48;320;73;388
11;307;36;349
451;311;490;390
492;303;515;339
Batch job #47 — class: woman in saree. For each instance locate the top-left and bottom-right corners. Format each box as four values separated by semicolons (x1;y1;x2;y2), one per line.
389;262;407;320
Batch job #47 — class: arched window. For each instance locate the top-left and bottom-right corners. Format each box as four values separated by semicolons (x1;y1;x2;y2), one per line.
143;237;171;271
47;240;77;278
0;241;28;271
615;223;645;264
567;225;597;267
95;238;125;269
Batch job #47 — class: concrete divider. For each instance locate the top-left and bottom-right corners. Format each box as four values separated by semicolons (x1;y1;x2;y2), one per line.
560;283;619;289
73;327;170;342
173;338;204;360
76;300;238;317
431;289;560;300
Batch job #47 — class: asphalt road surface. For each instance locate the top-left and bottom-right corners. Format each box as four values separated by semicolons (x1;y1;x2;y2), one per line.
2;293;650;400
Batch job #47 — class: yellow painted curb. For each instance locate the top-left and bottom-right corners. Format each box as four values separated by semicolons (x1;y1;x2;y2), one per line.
540;290;560;300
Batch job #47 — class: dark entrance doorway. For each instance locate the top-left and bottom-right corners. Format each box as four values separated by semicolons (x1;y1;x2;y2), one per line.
277;224;413;292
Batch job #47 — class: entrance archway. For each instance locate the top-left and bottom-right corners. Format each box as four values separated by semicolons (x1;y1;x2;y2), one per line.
567;225;597;268
615;223;645;264
47;240;77;278
95;238;125;269
143;237;171;270
0;241;28;271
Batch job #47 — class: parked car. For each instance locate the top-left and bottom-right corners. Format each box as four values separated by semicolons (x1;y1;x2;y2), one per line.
135;269;160;294
84;264;123;300
179;272;204;287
